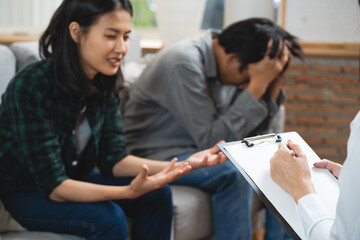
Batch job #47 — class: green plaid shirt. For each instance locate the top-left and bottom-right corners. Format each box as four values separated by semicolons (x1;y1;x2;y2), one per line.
0;59;128;197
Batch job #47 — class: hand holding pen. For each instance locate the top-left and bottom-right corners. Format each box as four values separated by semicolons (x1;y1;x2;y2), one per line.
270;140;316;204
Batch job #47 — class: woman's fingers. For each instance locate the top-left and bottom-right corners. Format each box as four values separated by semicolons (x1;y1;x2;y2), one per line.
314;159;342;178
139;164;149;179
163;157;178;173
287;141;305;158
314;160;330;169
178;162;192;174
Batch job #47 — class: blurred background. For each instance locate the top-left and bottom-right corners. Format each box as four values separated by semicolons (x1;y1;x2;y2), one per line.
0;0;359;45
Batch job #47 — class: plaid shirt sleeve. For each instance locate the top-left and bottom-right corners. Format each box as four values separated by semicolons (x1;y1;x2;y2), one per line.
97;92;129;177
7;65;68;196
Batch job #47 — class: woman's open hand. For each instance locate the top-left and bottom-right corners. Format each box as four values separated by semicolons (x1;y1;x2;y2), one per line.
128;158;191;199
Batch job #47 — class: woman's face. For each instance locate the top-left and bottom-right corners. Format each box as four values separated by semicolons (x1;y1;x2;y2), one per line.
75;9;132;79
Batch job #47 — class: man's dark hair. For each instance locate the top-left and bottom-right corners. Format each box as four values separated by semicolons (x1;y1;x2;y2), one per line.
39;0;133;96
217;18;303;72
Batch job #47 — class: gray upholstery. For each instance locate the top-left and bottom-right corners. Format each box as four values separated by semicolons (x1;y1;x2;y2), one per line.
10;41;41;72
0;45;16;103
171;186;212;240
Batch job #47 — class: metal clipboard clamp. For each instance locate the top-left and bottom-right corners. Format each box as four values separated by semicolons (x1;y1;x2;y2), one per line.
242;133;282;147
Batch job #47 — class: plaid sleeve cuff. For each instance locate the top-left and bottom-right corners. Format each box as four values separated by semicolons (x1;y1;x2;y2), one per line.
38;173;69;197
100;152;129;178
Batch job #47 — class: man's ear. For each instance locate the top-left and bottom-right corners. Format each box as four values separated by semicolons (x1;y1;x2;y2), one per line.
69;21;81;43
228;53;239;63
227;53;241;68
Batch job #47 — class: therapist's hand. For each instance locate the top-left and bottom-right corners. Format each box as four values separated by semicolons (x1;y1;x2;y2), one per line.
270;141;316;204
314;159;342;179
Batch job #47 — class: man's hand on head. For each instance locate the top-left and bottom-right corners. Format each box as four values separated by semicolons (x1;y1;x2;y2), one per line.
247;40;292;100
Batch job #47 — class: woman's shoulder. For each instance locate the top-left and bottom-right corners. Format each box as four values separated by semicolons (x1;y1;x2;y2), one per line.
7;59;56;95
15;58;54;82
2;59;58;107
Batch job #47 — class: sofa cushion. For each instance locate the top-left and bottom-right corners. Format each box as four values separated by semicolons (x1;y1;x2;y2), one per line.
0;44;16;103
9;41;41;72
170;185;212;240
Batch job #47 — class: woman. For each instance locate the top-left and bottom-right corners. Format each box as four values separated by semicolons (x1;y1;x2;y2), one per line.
0;0;226;239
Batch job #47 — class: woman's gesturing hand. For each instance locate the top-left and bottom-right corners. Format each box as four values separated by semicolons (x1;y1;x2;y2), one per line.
128;158;191;199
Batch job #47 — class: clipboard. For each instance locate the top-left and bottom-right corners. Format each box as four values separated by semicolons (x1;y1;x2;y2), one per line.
218;132;339;240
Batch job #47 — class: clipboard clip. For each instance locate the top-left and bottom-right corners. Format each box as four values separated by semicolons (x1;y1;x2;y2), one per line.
242;133;282;147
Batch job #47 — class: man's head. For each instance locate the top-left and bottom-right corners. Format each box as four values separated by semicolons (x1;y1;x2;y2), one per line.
217;18;302;72
213;18;302;86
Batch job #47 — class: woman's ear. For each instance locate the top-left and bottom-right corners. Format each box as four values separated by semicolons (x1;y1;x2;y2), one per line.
69;21;81;43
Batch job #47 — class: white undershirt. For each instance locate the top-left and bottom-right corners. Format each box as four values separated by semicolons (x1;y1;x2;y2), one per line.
75;106;91;153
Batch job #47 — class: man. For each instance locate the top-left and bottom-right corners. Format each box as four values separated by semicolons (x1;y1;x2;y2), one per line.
123;18;302;239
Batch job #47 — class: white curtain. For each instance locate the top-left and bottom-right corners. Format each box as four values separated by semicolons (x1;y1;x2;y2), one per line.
224;0;275;27
0;0;62;31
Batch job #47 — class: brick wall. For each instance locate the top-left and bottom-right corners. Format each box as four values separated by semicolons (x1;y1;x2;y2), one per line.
283;56;360;164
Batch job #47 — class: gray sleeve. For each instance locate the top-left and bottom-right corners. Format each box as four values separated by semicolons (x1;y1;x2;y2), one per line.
266;105;285;134
161;63;268;149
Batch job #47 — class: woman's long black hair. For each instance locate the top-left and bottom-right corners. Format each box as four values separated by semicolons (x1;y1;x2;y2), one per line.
39;0;133;96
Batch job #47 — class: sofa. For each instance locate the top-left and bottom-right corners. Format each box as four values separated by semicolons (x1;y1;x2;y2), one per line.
0;38;214;240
